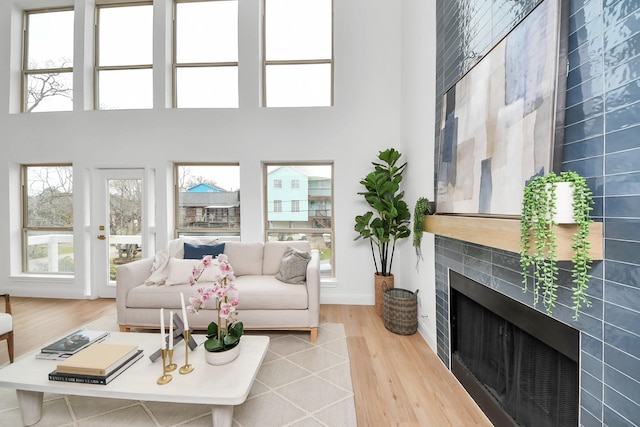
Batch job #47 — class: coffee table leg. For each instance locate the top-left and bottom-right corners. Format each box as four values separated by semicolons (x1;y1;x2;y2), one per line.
16;390;44;426
211;404;234;427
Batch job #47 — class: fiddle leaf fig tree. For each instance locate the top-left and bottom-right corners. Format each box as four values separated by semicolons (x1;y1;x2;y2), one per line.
354;148;411;277
520;171;594;320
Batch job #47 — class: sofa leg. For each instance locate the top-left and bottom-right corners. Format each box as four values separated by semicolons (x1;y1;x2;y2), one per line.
119;325;131;332
310;328;318;342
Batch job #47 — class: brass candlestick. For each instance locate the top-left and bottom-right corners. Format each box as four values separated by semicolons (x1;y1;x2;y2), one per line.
157;349;172;385
166;348;177;372
179;330;194;374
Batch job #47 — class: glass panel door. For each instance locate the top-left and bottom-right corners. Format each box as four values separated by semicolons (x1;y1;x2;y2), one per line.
95;169;144;298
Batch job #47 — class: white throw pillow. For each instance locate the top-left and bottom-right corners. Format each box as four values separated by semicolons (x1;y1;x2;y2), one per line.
164;258;220;286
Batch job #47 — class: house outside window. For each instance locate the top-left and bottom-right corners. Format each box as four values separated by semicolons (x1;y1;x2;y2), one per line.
22;165;74;274
175;164;240;239
265;163;334;277
23;9;74;113
96;3;153;110
174;0;238;108
263;0;333;107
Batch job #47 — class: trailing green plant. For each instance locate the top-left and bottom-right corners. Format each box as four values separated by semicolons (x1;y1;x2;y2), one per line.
354;148;411;277
413;197;432;271
520;171;594;320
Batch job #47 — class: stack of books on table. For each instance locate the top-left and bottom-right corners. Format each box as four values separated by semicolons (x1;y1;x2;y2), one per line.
36;330;110;360
48;343;143;385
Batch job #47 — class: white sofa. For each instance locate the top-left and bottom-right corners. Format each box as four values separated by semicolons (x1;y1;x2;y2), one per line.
116;240;320;341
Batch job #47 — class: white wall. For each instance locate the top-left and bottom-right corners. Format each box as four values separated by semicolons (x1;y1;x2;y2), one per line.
398;0;437;349
0;0;436;320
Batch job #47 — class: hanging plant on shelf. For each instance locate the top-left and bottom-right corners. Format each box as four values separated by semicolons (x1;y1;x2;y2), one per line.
519;171;594;320
413;196;432;271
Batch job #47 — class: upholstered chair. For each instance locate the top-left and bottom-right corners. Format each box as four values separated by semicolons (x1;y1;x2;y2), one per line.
0;294;13;363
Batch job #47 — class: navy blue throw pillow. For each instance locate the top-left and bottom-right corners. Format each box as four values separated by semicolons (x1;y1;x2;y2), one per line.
183;242;225;260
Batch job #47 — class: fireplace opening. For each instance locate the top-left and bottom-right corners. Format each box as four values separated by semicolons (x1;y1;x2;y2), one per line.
449;271;579;426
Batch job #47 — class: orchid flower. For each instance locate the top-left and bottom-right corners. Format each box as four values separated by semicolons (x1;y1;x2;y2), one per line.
188;252;242;347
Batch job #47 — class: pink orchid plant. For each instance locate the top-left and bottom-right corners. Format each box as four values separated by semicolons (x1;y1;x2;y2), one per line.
187;253;243;352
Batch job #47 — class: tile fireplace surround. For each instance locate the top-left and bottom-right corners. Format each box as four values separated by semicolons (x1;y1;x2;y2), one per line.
434;1;640;426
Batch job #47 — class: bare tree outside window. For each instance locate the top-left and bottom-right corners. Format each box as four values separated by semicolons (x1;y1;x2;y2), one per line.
26;61;73;112
23;165;74;274
24;9;74;113
109;179;142;237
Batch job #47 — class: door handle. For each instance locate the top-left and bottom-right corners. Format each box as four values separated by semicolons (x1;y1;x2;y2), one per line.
97;235;106;240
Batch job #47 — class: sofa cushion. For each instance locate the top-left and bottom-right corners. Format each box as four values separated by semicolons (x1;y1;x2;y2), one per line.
164;258;220;286
263;241;311;274
275;246;311;284
127;275;307;311
184;242;225;260
127;283;193;309
224;241;264;276
235;276;309;310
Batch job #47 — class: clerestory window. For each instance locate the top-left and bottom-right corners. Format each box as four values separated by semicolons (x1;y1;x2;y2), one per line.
174;0;239;108
23;9;74;113
263;0;333;107
95;2;153;110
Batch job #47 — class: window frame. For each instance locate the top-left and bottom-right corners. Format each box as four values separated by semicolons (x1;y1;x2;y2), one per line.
172;0;239;108
262;0;334;107
264;162;335;277
173;162;241;239
94;1;154;110
21;163;74;274
22;7;75;113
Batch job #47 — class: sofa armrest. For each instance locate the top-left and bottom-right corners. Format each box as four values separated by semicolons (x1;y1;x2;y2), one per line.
116;257;154;324
306;249;321;327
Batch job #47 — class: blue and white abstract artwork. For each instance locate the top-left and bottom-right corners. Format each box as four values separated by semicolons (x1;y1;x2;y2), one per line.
436;0;566;216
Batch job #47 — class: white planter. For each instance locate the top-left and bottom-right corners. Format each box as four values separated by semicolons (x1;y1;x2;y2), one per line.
204;342;240;365
553;182;575;224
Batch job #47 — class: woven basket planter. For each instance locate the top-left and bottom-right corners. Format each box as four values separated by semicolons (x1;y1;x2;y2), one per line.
374;274;394;316
383;288;418;335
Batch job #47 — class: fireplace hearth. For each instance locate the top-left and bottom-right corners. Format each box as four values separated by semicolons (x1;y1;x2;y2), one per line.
449;271;579;426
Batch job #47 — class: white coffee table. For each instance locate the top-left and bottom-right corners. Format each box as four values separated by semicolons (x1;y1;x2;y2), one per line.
0;331;269;426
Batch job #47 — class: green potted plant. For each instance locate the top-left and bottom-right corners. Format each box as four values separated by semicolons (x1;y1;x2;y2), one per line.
354;148;411;315
413;197;433;271
519;171;594;320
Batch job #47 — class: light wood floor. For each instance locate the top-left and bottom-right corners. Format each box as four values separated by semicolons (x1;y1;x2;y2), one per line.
0;298;491;426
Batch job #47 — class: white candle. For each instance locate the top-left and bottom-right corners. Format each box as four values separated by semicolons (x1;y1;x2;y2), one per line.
169;310;174;350
181;292;189;331
160;308;166;349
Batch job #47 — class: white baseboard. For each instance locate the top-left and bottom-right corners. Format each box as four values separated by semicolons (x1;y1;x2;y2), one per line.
320;294;373;305
417;321;437;352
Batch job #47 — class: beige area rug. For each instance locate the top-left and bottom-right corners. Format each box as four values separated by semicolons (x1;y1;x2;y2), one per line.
0;315;357;427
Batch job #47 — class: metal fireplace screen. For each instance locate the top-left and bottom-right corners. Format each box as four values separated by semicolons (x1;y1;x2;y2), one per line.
453;291;578;426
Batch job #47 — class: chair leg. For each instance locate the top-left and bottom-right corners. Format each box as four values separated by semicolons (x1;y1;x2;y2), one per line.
7;331;13;363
